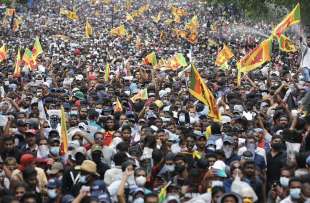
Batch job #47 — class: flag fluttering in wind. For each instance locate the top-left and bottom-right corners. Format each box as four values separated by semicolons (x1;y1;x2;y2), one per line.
85;20;93;38
126;13;134;22
32;36;43;59
272;3;300;39
66;10;79;20
237;37;273;73
114;97;123;112
105;64;110;82
60;106;69;155
131;88;148;103
110;25;128;37
171;6;186;23
152;11;162;23
174;29;187;39
215;44;234;66
158;182;172;203
0;45;7;62
13;48;22;78
23;48;36;69
143;52;157;66
185;15;199;33
278;35;297;53
189;65;221;121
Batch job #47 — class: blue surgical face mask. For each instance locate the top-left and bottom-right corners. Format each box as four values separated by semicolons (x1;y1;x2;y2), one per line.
279;177;289;188
50;147;59;156
79;175;87;184
47;189;57;199
290;188;301;200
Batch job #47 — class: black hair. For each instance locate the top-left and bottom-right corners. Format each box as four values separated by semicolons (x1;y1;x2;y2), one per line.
2;136;14;143
289;177;302;187
211;123;221;134
121;125;132;132
22;166;37;180
21;192;38;203
113;152;128;166
211;186;225;197
116;142;129;152
152;149;163;164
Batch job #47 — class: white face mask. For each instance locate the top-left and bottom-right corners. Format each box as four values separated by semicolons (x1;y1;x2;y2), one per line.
165;164;175;172
47;189;57;199
211;180;223;187
135;176;147;187
133;197;144;203
38;145;49;158
127;175;135;185
223;145;233;158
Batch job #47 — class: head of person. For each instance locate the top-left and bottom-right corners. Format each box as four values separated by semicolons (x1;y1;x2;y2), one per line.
113;152;128;167
22;166;38;190
4;157;17;172
211;186;225;203
218;192;242;203
91;145;102;163
242;161;256;178
3;136;15;153
21;193;38;203
134;168;147;187
289;177;302;201
121;125;132;143
270;135;283;152
48;136;60;157
47;178;61;200
79;160;100;185
279;166;293;188
144;193;159;203
223;136;234;159
174;153;188;175
14;182;27;201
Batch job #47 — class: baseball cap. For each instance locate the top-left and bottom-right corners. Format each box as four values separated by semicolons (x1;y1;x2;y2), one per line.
91;144;102;153
47;178;61;189
47;162;64;175
223;136;234;145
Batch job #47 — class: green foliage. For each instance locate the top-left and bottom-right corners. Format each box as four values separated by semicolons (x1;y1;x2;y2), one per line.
208;0;310;26
0;0;11;5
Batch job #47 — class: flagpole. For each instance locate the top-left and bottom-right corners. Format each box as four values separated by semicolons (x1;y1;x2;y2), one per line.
111;0;114;29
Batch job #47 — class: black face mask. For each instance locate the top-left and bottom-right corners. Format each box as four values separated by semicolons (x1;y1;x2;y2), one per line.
175;164;185;173
271;142;282;151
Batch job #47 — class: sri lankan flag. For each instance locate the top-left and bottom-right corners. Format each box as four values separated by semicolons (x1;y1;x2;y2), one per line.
60;106;69;155
110;25;127;37
32;36;43;59
189;65;221;121
143;51;157;66
85;20;93;38
273;3;300;39
0;45;7;62
114;97;123;112
23;48;36;68
185;15;199;33
13;48;22;78
278;35;297;52
237;37;273;73
152;11;162;23
66;10;78;20
131;88;148;103
215;44;234;66
105;63;110;82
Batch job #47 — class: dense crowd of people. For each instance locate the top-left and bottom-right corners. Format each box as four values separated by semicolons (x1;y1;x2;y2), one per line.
0;0;310;203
